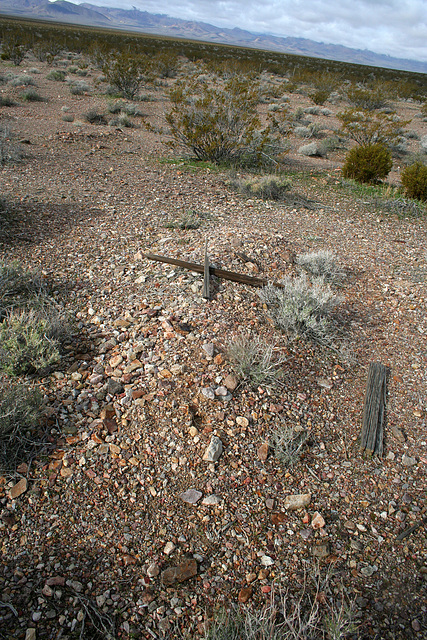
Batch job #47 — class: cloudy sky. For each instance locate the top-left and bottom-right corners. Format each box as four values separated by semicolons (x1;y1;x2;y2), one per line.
77;0;427;62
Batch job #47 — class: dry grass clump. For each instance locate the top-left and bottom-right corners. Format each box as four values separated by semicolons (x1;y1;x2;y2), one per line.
0;124;25;165
204;574;357;639
272;424;308;468
227;333;286;388
165;209;209;230
232;175;292;201
259;275;340;346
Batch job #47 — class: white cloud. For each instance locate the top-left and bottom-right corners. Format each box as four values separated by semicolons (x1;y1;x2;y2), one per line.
78;0;427;61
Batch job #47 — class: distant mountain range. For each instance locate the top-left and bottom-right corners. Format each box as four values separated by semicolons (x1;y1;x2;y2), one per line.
1;0;426;74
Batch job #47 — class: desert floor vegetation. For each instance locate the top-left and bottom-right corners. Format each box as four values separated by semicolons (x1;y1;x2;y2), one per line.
0;18;426;640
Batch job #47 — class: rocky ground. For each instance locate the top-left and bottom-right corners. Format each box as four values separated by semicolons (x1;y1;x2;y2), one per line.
0;55;426;640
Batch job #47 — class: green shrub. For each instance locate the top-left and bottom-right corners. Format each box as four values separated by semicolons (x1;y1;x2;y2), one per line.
21;88;45;102
0;260;46;318
346;85;390;111
102;51;146;100
401;162;427;201
342;143;392;183
47;69;66;82
9;74;36;87
0;95;16;107
0;381;43;471
68;80;90;95
84;108;107;125
232;175;292;200
337;109;408;147
259;275;340;345
0;307;66;376
1;39;27;66
312;89;330;105
166;77;287;166
227;333;286;388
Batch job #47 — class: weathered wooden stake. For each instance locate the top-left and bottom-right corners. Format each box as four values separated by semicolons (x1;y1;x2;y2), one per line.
360;362;388;456
202;239;210;300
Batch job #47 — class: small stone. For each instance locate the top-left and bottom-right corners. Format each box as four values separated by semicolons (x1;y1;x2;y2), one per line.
109;443;121;455
258;568;269;580
202;343;215;357
246;572;257;583
317;377;333;389
402;454;417;466
201;387;215;400
265;498;274;510
224;374;238;391
360;565;377;577
312;541;330;558
386;451;395;461
46;576;65;587
8;478;28;499
215;386;228;397
300;528;312;540
311;512;325;530
392;426;406;442
96;595;106;607
147;563;160;578
161;558;197;585
412;619;421;632
106;379;124;396
202;494;221;506
260;555;274;567
109;354;123;368
70;371;82;381
238;586;253;603
283;493;311;510
164;541;175;556
42;584;53;597
257;442;269;462
236;416;249;427
271;512;286;526
202;436;223;462
179;489;203;504
25;630;36;640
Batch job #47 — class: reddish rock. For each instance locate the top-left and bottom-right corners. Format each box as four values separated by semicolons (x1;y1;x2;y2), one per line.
238;586;253;603
271;512;286;526
46;576;65;587
161;558;197;585
257;442;269;462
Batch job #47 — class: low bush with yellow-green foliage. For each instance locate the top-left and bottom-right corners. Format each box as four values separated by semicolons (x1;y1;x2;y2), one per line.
165;76;288;167
342;143;392;184
401;162;427;201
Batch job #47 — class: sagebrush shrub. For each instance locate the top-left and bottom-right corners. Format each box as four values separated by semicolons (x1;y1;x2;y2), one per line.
47;69;66;82
21;88;45;102
296;250;344;284
0;309;62;376
0;261;46;318
68;80;90;95
0;381;43;471
9;74;36;87
342;143;392;183
166;77;287;166
259;275;339;345
85;109;107;125
401;162;427;201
